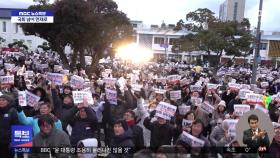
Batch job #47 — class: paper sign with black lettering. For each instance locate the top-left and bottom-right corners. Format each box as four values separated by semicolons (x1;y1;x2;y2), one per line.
154;88;166;94
156;78;167;85
25;91;40;107
105;89;117;105
155;102;177;120
224;119;238;137
170;90;181;100
70;75;85;89
261;82;269;88
178;104;190;115
18;91;27;107
131;84;143;92
201;102;215;114
240;84;251;90
103;78;117;86
234;104;250;116
190;85;202;92
239;89;253;99
167;75;181;82
207;83;219;90
181;131;205;147
182;119;193;127
0;75;14;85
228;83;240;90
47;73;64;86
246;93;264;104
25;71;34;77
190;97;203;105
72;91;94;105
4;63;15;70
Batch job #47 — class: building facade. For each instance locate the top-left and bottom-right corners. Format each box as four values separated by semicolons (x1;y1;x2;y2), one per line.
219;0;246;22
0;8;46;51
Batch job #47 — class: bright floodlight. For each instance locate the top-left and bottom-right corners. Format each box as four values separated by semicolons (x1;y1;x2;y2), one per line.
116;43;153;63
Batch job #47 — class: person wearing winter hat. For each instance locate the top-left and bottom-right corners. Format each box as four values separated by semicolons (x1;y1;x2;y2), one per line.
107;119;135;158
212;100;227;125
0;94;19;158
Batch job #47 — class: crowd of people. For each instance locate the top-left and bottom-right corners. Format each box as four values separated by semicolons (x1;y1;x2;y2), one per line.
0;50;279;158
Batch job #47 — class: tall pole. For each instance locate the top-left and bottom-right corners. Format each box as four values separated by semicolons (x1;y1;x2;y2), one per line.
251;0;263;84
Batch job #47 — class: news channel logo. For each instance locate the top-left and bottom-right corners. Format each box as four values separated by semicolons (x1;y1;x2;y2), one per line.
11;10;53;23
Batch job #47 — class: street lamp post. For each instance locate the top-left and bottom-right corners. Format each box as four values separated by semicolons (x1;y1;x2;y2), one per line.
251;0;263;84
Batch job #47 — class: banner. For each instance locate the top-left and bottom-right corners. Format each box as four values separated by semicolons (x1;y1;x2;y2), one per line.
72;91;94;105
26;91;40;107
155;102;177;120
18;91;27;107
70;75;85;89
201;102;215;114
239;89;253;99
170;90;181;100
47;73;64;85
0;75;14;85
181;131;205;147
224;119;238;137
105;89;117;105
182;119;193;127
234;104;250;116
190;85;202;92
11;125;32;147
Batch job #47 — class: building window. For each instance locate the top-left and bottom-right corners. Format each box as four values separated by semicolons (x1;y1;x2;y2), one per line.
2;21;6;32
169;38;176;45
233;2;238;21
260;43;267;50
154;37;164;44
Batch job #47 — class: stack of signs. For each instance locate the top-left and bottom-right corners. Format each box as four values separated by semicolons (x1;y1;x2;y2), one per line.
228;83;240;91
72;91;94;105
155;102;177;120
260;82;269;89
170;90;181;100
246;93;264;104
239;89;253;99
0;75;14;85
26;91;40;107
207;83;219;91
255;105;268;114
224;119;238;137
181;131;205;147
47;73;65;86
18;91;27;107
234;104;250;116
70;75;85;89
182;119;193;127
178;104;191;115
180;78;190;86
105;89;117;105
190;85;202;92
201;102;215;114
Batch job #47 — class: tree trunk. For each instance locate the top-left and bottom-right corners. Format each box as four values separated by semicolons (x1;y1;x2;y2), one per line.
70;48;78;72
53;44;70;70
79;49;86;70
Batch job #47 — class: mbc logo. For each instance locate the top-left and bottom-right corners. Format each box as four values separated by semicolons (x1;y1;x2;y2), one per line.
19;12;31;16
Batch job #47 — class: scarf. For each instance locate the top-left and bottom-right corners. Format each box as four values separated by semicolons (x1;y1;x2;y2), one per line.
127;120;135;127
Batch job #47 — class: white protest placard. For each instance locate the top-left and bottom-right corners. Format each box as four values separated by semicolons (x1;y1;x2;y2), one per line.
105;89;117;105
261;82;269;88
154;88;166;94
103;78;117;86
228;83;240;90
191;97;203;105
181;131;205;147
190;85;202;92
72;91;94;105
240;84;251;90
180;78;190;86
70;75;85;89
239;89;253;99
272;122;280;129
25;90;40;107
4;63;15;70
18;91;27;107
0;75;14;85
62;69;70;75
178;104;190;115
131;84;143;92
47;73;65;86
182;119;193;127
207;83;219;90
155;102;177;120
224;119;238;137
246;93;264;104
85;56;92;65
54;65;63;72
201;102;215;114
234;104;250;116
26;71;34;77
255;105;268;114
40;64;48;69
167;75;181;82
170;90;181;100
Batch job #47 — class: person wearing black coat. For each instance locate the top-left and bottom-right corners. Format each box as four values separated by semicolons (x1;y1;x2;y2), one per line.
107;119;135;158
226;95;242;114
68;101;98;146
123;110;144;150
51;84;78;132
0;95;20;158
143;111;176;150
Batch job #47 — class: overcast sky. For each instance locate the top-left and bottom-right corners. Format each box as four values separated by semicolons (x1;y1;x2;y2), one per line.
1;0;279;31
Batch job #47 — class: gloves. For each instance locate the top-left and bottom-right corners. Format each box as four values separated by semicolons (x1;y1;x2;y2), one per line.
150;110;156;118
